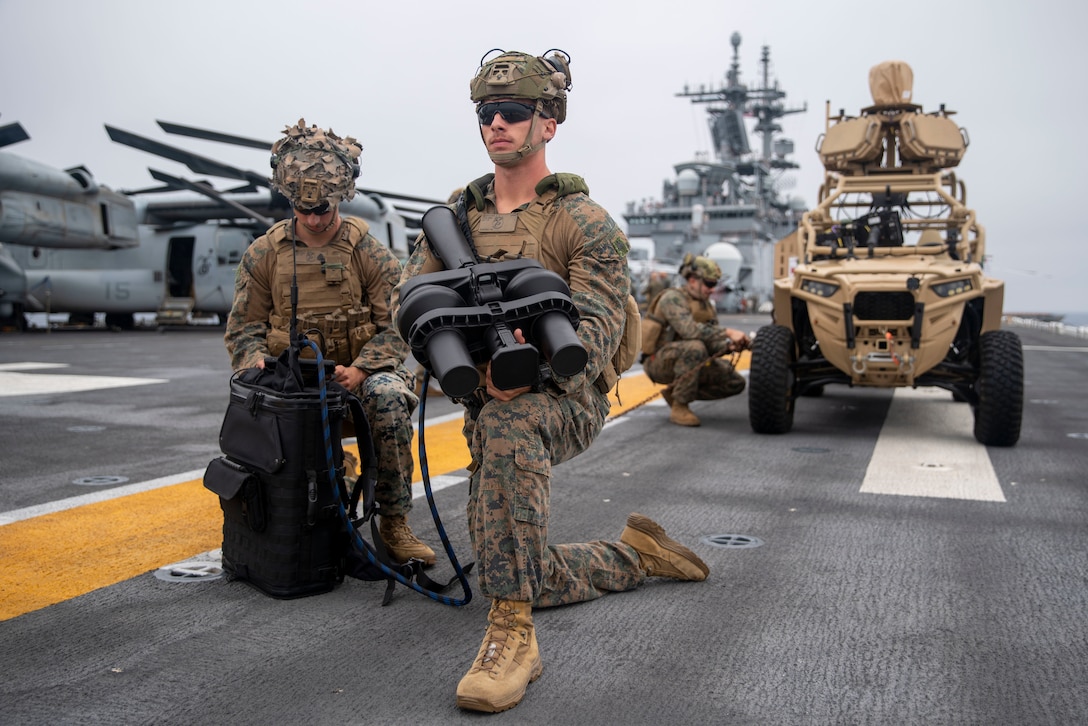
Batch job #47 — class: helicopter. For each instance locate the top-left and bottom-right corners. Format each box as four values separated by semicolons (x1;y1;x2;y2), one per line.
0;117;142;330
0;119;441;332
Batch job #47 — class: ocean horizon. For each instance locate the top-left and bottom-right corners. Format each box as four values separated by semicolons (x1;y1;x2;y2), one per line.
1006;311;1088;327
1051;311;1088;327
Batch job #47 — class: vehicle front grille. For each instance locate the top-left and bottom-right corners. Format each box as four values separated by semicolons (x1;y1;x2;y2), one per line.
853;292;915;320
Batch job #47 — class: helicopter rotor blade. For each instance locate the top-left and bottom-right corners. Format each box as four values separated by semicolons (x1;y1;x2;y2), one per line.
123;181;186;196
105;124;270;190
223;181;264;194
0;122;31;149
148;168;275;228
357;187;446;206
122;121;445;210
157;120;271;150
158;120;446;206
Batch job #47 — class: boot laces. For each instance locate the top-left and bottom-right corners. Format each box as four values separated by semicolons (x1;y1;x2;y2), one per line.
475;604;519;673
381;518;423;546
477;630;511;672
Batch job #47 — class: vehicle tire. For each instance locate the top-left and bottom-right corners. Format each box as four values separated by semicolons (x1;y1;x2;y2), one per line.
972;329;1023;447
748;324;796;434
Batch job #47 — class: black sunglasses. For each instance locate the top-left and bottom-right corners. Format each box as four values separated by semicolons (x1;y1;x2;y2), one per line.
295;201;330;216
477;101;536;126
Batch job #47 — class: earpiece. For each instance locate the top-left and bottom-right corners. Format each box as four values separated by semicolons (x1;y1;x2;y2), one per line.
541;49;572;90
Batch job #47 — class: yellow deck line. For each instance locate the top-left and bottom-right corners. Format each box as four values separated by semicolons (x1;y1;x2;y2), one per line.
0;355;748;620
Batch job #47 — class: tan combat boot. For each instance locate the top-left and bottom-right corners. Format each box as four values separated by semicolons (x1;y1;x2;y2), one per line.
456;599;543;713
661;386;674;406
620;512;709;581
669;401;701;427
342;450;360;496
378;515;436;566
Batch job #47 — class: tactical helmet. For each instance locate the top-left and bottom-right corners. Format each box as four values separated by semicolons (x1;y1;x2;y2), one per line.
679;254;722;284
470;49;572;124
269;118;361;208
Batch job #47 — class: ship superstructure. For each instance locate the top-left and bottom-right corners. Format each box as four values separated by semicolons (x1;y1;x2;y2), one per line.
624;32;806;310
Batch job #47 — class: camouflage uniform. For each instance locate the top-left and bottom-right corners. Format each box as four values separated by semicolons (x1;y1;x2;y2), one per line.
642;272;670;305
225;218;419;519
642;286;746;405
394;175;647;605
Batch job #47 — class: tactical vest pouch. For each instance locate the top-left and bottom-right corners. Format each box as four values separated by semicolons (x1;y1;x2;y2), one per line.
640;290;669;356
266;326;291;360
613;294;642;374
641;313;665;356
350;323;377;360
271;307;375;368
589;294;641;397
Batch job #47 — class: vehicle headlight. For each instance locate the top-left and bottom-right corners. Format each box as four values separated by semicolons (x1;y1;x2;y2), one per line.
800;278;840;297
932;278;973;297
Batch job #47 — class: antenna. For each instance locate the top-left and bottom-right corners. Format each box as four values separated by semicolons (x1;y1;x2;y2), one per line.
289;219;301;347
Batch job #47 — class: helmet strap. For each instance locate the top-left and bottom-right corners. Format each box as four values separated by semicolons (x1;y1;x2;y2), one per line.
483;99;548;166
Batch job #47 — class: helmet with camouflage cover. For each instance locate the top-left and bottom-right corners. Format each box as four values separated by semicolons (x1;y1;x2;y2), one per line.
470;49;572;165
679;254;722;284
470;49;572;123
269;118;361;208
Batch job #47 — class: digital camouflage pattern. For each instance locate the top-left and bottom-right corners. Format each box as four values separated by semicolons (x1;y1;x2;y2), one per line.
354;370;417;518
642;286;746;405
225;217;419;518
459;386;645;605
393;176;647;604
270;119;361;207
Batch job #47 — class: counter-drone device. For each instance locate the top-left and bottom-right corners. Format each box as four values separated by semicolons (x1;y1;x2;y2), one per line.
396;206;587;398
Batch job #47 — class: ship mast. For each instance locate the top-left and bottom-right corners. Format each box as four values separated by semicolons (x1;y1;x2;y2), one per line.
675;32;806;209
624;32;806;312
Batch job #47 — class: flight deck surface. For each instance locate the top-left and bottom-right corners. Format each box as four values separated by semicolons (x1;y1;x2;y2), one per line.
1;316;1086;724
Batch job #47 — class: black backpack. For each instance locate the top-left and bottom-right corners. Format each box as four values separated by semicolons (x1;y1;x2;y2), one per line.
204;339;472;606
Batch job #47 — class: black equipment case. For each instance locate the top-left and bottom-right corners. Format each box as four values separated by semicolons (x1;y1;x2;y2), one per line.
204;352;369;599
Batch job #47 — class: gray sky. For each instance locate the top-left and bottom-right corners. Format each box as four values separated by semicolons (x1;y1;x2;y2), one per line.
3;0;1085;313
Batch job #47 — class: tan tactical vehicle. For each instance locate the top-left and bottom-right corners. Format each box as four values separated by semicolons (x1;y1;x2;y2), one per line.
748;61;1023;446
